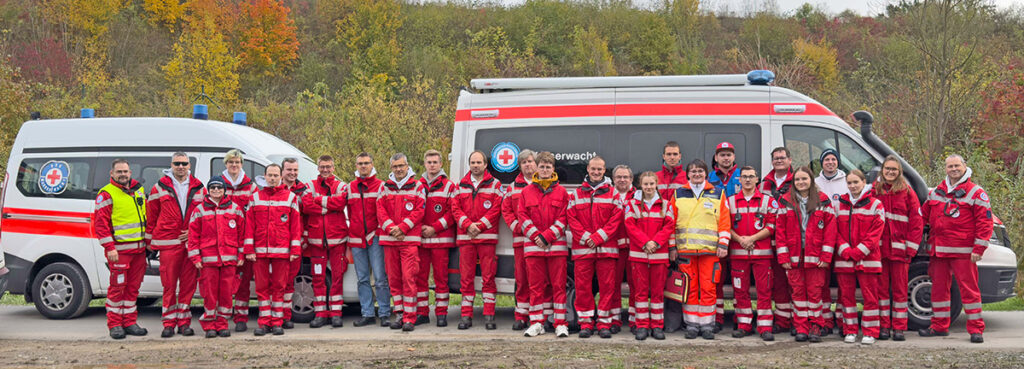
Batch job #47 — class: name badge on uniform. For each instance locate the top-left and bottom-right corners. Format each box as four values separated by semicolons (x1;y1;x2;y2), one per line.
280;214;288;222
434;204;443;213
754;220;764;230
818;219;825;229
229;219;237;229
483;200;492;209
314;264;323;275
405;202;414;211
703;201;713;209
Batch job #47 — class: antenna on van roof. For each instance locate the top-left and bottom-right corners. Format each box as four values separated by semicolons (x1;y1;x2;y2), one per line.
191;85;221;109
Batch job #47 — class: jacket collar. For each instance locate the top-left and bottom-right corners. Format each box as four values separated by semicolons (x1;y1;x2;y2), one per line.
943;167;973;191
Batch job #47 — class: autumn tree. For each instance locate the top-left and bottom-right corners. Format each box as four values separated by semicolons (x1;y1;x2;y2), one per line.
40;0;127;86
236;0;299;77
335;0;403;84
163;16;240;103
568;26;616;76
142;0;188;31
792;38;839;96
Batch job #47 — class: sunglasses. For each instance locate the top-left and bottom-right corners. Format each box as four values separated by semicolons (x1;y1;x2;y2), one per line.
208;185;225;190
172;161;190;167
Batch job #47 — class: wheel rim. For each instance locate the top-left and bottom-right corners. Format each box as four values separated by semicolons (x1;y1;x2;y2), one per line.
908;274;933;319
40;273;74;311
293;275;315;314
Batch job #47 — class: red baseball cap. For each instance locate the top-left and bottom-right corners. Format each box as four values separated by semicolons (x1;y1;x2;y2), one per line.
716;142;735;153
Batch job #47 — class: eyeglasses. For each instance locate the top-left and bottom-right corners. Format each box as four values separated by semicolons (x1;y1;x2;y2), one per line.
883;167;900;172
172;161;190;167
318;165;334;170
772;157;788;162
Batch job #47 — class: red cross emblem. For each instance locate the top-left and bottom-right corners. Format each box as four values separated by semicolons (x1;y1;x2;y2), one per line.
46;169;63;185
498;149;515;166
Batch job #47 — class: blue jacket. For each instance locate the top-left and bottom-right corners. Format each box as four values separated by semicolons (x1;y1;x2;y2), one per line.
709;166;741;198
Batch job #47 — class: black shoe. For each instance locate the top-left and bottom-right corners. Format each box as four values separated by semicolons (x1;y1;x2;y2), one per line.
218;329;231;338
892;330;905;341
310;317;328;328
124;324;148;336
178;326;194;336
635;328;649;340
380;317;391;327
878;328;891;340
630;325;637;335
795;333;808;342
579;328;593;338
485;315;497;330
161;327;175;338
205;330;218;338
331;316;344;328
713;322;723;333
685;328;699;339
918;328;949;337
820;326;832;336
402;322;415;332
437;316;448;327
544;321;555;333
598;328;612;339
254;326;268;336
609;325;621;334
512;320;526;330
970;333;984;343
760;331;775;341
390;316;402;330
701;329;715;340
790;327;797;336
458;316;473;330
272;326;284;335
353;317;376;327
651;328;665;340
415;315;430;326
235;322;248;332
109;326;126;340
771;324;787;334
809;325;821;343
282;321;294;329
732;329;750;338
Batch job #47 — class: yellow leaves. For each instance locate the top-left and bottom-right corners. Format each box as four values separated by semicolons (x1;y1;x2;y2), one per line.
163;17;240;103
335;0;403;84
237;0;300;77
142;0;188;31
569;26;616;76
793;38;840;96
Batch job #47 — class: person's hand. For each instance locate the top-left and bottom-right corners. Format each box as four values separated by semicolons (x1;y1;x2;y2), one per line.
586;238;596;248
644;241;658;254
237;259;244;267
468;223;481;238
716;248;728;258
817;261;828;268
397;234;406;241
389;227;402;238
971;253;982;263
290;255;299;261
741;237;755;250
533;236;547;248
106;249;119;263
781;262;792;270
194;262;202;269
178;230;189;242
422;226;436;238
246;254;256;262
669;249;678;262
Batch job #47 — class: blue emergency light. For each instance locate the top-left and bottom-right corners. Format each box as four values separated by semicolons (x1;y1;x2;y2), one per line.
193;104;208;120
80;108;95;118
233;112;247;125
747;70;775;85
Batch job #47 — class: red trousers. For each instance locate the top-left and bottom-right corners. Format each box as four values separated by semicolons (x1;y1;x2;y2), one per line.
526;255;567;326
837;271;880;338
513;247;530;322
233;262;254;323
384;245;420;324
199;265;236;331
771;260;793;328
281;255;301;321
822;270;835;329
573;257;618;330
106;252;146;329
460;244;497;317
731;259;774;333
787;267;826;334
679;254;720;329
880;260;910;331
255;258;290;327
929;257;985;334
631;262;667;329
417;248;450;317
616;247;632;327
308;245;348;318
159;248;198;328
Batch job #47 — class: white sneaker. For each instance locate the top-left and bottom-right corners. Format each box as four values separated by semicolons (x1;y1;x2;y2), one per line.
524;323;545;337
555;325;569;338
844;334;857;343
861;336;875;345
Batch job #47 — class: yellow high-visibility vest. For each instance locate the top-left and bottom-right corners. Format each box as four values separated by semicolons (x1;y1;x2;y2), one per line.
100;183;147;242
674;186;724;254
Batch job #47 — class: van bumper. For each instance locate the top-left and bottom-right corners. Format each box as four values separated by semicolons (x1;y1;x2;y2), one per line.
979;265;1017;304
0;266;8;296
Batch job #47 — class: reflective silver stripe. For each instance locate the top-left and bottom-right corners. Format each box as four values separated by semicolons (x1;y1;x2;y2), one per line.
856;244;871;256
403;219;415;229
776;247;789;255
382;219;394;229
439;217;449;229
891;242;906;250
629;251;669;260
885;213;909;222
114;242;145;251
821;245;834;254
730;248;773;256
932;300;951;308
422;237;456;243
595;229;609;241
151;239;182;247
966;313;983;320
933;311;951;318
834;261;854;268
963;302;983;310
480;217;493;229
457;233;499;241
860;260;882;268
934;246;973;254
99;236;114;244
112;222;144;231
113;232;144;241
893;312;908;319
251;200;294;207
379;235;422;242
862;320;880;327
254;247;290;254
974;238;989;247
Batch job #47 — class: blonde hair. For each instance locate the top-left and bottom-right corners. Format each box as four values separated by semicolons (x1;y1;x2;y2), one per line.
877;155;909;194
638;171;658;183
224;149;243;164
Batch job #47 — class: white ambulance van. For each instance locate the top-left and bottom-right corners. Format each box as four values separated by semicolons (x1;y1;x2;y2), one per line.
0;110;354;321
448;71;1018;329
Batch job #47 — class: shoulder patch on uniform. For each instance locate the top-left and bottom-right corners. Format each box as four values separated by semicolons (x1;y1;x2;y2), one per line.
980;192;989;201
96;195;104;204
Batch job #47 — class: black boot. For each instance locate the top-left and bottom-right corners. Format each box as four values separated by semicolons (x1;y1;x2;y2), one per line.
878;328;891;340
732;329;750;338
272;326;285;335
124;324;148;336
578;328;593;338
635;328;649;340
485;315;496;330
892;330;905;341
353;317;375;327
381;318;391;328
809;325;821;343
310;317;328;328
161;327;175;338
254;325;268;336
918;328;949;337
437;315;448;327
609;325;621;334
331;316;344;328
795;333;808;342
415;315;430;326
458;316;473;330
178;326;194;336
760;331;775;341
390;315;402;330
684;327;699;339
205;330;218;338
402;322;415;332
598;328;612;339
218;329;231;337
282;321;294;329
235;321;248;332
970;333;984;343
651;328;665;340
713;322;723;334
109;326;126;340
511;320;526;330
701;328;715;340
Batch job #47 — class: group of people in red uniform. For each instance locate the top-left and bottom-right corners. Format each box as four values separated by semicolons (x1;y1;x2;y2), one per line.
94;143;991;344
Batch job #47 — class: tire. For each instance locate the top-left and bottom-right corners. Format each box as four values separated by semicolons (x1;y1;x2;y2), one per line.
290;273;316;323
907;262;962;330
32;262;91;319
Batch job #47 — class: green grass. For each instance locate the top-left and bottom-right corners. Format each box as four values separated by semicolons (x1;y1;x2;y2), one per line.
981;296;1024;311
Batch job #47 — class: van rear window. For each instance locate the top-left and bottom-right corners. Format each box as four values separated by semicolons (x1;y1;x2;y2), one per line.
17;158;94;199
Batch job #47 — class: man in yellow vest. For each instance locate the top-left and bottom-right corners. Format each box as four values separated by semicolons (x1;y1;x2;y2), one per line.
671;159;731;340
93;159;149;339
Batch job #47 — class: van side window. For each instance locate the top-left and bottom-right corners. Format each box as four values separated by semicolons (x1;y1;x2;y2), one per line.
16;158;94;199
782;125;880;178
837;134;881;180
93;157;197;193
210;158;266;180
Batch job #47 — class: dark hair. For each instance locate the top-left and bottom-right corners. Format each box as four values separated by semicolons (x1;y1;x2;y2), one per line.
281;157;299;167
685;159;708;174
771;147;791;159
663;141;680;153
739;165;757;176
111;158;129;169
318;155;334;163
356;152;372;162
787;166;820;213
266;163;282;173
468;150;488;165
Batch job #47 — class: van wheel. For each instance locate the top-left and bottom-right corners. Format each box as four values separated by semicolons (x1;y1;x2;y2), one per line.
32;262;91;319
290;273;316;323
907;262;962;330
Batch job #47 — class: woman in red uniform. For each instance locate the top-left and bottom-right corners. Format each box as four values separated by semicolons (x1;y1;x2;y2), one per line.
835;169;885;345
871;156;923;341
624;172;676;340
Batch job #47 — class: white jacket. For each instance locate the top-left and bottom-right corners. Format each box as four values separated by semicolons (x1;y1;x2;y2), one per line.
816;169;849;204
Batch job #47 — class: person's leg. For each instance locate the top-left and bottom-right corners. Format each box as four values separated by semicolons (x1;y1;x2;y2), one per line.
549;256;569;327
771;260;793;329
199;266;219;331
254;258;273;328
526;256;549;326
350;246;375;318
383;247;405;322
679;256;701;331
650;264;668;329
233;261;254;323
122;254;146;327
400;246;421;324
459;245;478;318
952;257;986;334
632;262;651;329
716;259;729;326
417;247;433;318
806;268;825;330
282;255;302;322
836;273;859;336
513;247;530;323
327;246;348;317
615;247;629;328
432;248;451;318
858;272;881;338
159;248;183;328
752;260;775;334
595;258;618;331
105;253;130;329
787;267;809;335
927;257;953;333
891;261;911;331
308;248;328;319
696;255;720;332
217;265;237;331
731;259;754;333
480;244;498;317
821;269;835;330
176;250;199;329
368;237;392;318
270;259;291;327
573;258;596;330
879;260;893;331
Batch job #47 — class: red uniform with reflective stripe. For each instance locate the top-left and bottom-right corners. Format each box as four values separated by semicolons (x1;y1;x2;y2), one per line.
146;175;206;250
624;196;675;264
501;173;534;322
94;178;147;329
922;176;993;258
517;182;569;256
243;185;302;258
727;191;778;260
345;175;384;249
656;165;687;200
759;169;794;199
775;192;837;267
871;183;923;332
224;174;257;209
377;177;426;246
420;174;456;248
93;179;147;254
188;196;246;266
834;193;884;273
303;176;348;248
452;172;503;246
225;173;258;323
567;178;624;259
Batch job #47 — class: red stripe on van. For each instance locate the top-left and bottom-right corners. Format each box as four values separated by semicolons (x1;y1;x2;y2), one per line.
454;102;837;121
0;207;94;238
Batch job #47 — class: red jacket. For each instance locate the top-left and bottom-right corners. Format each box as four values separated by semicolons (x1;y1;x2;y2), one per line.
872;183;924;262
624;195;675;264
567;178;623;259
775;192;837;267
345;173;384;249
921;171;993;258
613;188;636;250
835;192;885;273
656;164;687;200
243;185;302;259
501;173;531;248
760;169;794;200
284;181;311;248
224;173;257;209
302;175;348;249
452;172;503;246
93;178;147;254
727;191;778;260
187;196;246;266
516;178;569;257
377;173;425;247
146;175;206;251
420;173;456;248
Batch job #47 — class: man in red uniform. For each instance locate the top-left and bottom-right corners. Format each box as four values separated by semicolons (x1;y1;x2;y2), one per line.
501;149;540;330
302;155;349;328
919;154;992;343
568;156;624;339
611;165;635;333
762;147;795;334
377;153;425;331
243;164;302;336
417;150;456;327
728;166;778;341
222;150;259;332
95;159;149;339
657;141;687;199
280;158;310;329
452;150;504;330
147;152;206;338
187;176;246;338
